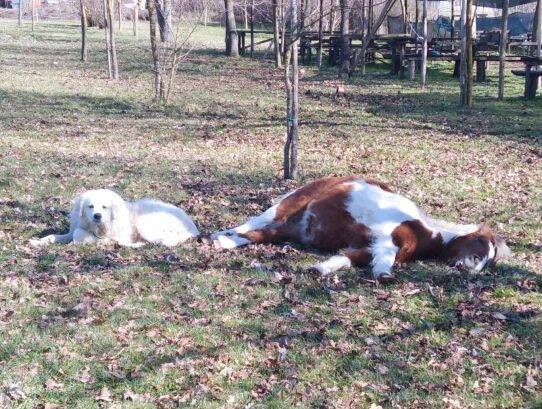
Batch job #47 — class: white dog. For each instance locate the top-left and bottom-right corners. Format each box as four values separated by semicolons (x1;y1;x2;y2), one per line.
29;189;199;247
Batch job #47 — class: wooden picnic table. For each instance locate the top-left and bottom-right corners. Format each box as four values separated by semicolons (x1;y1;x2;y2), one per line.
514;56;542;99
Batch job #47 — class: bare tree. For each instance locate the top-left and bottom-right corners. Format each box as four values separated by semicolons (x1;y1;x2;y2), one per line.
102;0;119;78
133;0;139;38
339;0;350;78
31;0;36;31
460;0;473;106
317;0;324;69
18;0;23;27
224;0;239;56
421;0;427;87
284;0;299;179
272;0;282;67
498;0;509;100
154;0;173;42
147;0;164;99
118;0;123;30
81;0;89;61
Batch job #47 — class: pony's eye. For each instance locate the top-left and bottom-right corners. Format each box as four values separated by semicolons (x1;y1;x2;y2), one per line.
102;205;107;209
473;256;481;263
88;205;94;209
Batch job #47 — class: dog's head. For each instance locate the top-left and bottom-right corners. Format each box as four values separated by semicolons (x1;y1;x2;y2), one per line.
73;189;127;233
445;225;511;271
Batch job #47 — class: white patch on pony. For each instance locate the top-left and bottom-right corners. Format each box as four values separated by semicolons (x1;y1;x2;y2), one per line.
310;255;352;275
213;234;251;249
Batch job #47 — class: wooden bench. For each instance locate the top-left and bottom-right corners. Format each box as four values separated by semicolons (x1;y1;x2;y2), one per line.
512;65;542;99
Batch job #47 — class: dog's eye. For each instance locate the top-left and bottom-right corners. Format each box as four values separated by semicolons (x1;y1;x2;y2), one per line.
102;205;107;209
88;205;94;209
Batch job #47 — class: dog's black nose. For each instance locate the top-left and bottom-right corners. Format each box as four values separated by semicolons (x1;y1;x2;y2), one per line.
93;213;102;221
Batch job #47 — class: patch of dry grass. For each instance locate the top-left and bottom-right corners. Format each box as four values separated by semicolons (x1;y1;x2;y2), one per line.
0;18;541;408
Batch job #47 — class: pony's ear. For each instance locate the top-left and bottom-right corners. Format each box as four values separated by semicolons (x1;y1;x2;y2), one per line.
493;234;511;261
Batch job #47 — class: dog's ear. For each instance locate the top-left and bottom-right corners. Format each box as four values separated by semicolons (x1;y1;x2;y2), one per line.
109;191;129;223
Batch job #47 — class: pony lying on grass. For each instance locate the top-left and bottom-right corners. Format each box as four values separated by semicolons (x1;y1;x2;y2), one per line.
30;189;199;248
212;176;510;281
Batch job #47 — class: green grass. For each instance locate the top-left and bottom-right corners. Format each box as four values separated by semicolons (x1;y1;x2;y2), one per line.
0;17;541;408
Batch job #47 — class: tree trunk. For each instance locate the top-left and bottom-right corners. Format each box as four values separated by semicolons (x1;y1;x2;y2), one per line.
451;0;455;38
533;1;540;51
31;0;36;31
81;0;89;61
339;0;350;78
118;0;123;31
421;0;427;87
154;0;172;42
133;0;139;38
273;0;282;67
106;0;119;79
284;0;299;180
460;0;473;106
147;0;164;100
250;0;254;57
18;0;23;27
317;0;324;69
328;0;335;31
224;0;239;56
103;0;113;77
243;0;248;29
498;0;509;100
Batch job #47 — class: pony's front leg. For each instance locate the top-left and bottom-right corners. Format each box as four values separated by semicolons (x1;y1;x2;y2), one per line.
369;237;399;281
211;203;280;240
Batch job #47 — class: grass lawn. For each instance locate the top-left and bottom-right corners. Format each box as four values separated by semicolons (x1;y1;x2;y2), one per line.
0;18;541;408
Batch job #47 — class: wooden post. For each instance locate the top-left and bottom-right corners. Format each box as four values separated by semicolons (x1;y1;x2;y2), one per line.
476;59;486;82
18;0;23;27
421;0;427;87
498;0;509;100
250;0;254;57
317;0;324;69
408;59;416;79
133;0;139;38
81;0;88;61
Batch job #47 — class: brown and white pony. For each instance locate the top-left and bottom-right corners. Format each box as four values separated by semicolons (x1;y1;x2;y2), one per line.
212;177;510;281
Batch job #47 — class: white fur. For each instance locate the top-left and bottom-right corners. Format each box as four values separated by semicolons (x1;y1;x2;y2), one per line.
310;255;352;276
345;180;479;277
29;189;199;248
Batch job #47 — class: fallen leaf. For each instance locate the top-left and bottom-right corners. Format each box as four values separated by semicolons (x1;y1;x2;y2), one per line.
95;386;112;402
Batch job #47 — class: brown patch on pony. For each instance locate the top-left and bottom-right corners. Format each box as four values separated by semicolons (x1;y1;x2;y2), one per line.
391;220;445;263
274;176;392;223
443;225;494;264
